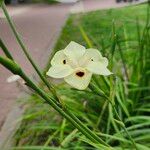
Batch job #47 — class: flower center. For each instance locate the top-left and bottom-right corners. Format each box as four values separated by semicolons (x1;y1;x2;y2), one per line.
76;71;85;77
63;59;66;64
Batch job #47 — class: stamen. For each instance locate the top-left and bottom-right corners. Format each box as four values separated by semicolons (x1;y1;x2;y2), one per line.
76;71;85;77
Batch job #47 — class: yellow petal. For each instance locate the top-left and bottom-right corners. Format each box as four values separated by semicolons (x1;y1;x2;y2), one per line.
86;62;112;76
63;41;86;64
64;68;92;90
46;65;73;78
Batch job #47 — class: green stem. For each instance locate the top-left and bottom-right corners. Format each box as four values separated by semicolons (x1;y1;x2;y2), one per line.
0;38;14;60
116;38;129;81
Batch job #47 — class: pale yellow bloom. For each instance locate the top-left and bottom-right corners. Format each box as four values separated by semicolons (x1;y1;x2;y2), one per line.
47;41;112;90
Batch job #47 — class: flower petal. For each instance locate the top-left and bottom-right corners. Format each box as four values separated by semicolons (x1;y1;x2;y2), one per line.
80;48;108;67
64;68;92;90
63;41;86;63
86;62;112;76
51;50;67;66
84;48;102;61
46;65;73;78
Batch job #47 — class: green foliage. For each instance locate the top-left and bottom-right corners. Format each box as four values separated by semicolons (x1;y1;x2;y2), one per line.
14;3;150;150
0;0;3;6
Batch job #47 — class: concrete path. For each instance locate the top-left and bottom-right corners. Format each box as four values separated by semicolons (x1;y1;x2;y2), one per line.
0;0;146;139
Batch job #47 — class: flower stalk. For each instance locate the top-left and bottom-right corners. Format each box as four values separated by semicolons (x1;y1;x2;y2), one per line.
0;57;21;74
0;38;14;60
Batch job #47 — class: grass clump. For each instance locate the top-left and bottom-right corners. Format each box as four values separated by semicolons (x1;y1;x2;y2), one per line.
14;3;150;150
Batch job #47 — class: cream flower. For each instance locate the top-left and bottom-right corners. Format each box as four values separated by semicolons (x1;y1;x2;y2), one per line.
47;41;112;90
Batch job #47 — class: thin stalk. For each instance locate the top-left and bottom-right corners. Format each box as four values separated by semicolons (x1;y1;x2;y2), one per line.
79;25;93;48
96;100;108;128
123;25;129;54
100;36;106;54
136;17;141;47
0;38;14;60
116;39;129;81
111;20;116;57
108;104;120;133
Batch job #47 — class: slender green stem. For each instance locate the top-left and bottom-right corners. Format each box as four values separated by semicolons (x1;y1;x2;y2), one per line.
116;38;129;81
96;100;108;128
79;25;93;48
111;20;117;57
0;38;14;60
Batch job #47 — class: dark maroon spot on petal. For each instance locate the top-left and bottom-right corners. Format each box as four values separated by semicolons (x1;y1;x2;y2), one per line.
63;60;66;64
76;71;85;77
